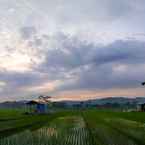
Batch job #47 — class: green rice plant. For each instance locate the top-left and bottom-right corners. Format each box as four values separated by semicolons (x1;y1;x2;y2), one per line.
1;109;145;145
105;118;145;145
0;116;92;145
82;110;138;145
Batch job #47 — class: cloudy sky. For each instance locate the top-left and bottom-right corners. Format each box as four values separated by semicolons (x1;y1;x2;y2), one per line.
0;0;145;101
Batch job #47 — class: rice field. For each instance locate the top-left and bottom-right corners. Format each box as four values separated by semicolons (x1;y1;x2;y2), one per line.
0;109;145;145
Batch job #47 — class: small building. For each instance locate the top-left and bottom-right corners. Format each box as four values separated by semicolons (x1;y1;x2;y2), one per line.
26;100;47;114
137;103;145;112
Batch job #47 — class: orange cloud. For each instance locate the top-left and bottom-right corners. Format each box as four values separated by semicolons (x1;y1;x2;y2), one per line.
21;80;62;93
52;88;145;101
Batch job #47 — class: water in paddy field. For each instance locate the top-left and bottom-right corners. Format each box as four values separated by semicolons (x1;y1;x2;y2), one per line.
0;115;144;145
0;116;91;145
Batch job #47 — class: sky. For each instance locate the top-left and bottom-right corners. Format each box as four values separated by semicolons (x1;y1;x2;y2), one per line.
0;0;145;101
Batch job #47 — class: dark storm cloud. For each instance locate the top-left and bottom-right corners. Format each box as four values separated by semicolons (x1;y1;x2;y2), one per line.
0;69;57;99
93;40;145;65
0;71;42;87
40;37;145;71
0;71;44;95
60;63;144;91
37;35;145;91
0;32;145;99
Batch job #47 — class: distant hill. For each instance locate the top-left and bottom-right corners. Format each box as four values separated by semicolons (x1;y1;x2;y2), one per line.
53;97;145;108
0;101;27;109
57;97;145;104
0;97;145;109
86;97;145;105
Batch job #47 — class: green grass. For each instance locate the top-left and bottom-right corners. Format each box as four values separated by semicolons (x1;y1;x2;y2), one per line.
0;109;145;145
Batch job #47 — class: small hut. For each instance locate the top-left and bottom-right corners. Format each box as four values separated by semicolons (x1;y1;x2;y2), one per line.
137;103;145;112
26;100;47;113
26;96;51;114
26;100;46;113
139;82;145;111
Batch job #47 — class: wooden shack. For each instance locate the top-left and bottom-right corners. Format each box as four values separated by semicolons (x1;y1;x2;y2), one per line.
26;100;47;114
137;103;145;112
